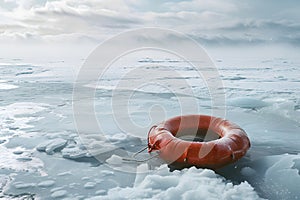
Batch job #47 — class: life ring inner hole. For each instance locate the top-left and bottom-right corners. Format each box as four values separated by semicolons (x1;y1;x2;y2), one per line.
175;128;221;142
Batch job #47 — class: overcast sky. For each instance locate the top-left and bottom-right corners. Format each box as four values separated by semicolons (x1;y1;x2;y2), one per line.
0;0;299;46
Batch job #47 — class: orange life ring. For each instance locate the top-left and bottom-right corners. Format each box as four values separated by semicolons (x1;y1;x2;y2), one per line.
148;115;250;169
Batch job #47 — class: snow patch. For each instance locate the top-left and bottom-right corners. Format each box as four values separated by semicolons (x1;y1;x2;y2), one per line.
0;83;18;90
0;102;48;136
0;145;44;172
87;165;262;200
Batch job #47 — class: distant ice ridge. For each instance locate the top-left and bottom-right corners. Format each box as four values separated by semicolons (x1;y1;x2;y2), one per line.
87;165;263;200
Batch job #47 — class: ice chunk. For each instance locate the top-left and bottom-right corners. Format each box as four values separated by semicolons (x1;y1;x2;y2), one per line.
51;187;64;193
57;171;72;176
292;159;300;175
51;190;67;198
36;141;51;151
38;180;55;187
16;157;32;162
43;139;67;154
84;182;96;189
61;146;89;159
69;183;80;188
95;190;106;195
106;155;123;166
13;150;24;155
101;170;114;176
14;182;35;189
227;97;270;109
0;175;9;189
134;164;149;186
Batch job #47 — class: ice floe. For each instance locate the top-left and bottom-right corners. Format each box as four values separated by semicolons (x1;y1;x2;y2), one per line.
37;180;55;187
36;138;67;155
227;97;270;109
51;190;68;198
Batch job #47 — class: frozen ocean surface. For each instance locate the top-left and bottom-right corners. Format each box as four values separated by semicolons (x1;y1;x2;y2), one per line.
0;48;300;199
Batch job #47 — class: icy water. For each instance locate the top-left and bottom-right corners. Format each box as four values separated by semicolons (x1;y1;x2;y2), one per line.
0;50;300;199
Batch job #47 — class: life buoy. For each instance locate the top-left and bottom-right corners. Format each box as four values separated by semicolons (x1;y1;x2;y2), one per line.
148;115;250;169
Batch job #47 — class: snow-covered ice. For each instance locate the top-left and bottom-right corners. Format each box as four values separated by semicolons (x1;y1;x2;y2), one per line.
0;49;299;199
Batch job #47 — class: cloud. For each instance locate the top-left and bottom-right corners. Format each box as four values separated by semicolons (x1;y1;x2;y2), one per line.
163;0;238;13
0;0;142;43
0;0;299;46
